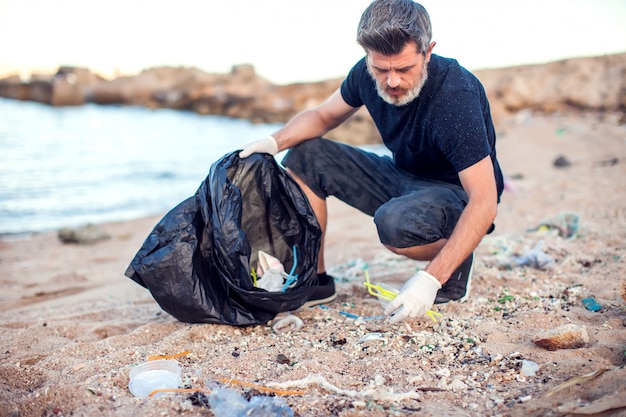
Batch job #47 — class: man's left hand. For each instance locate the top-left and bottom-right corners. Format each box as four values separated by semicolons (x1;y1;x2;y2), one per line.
239;136;278;158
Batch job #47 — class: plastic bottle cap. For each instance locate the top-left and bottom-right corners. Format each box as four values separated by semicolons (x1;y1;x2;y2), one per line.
128;359;181;398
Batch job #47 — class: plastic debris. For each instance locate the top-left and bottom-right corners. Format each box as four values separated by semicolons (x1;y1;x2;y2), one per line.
425;310;443;323
357;332;387;344
257;250;285;276
255;246;299;292
514;241;555;270
363;270;442;322
147;350;190;361
529;212;580;238
208;388;293;417
364;271;399;302
272;314;304;334
317;305;384;322
256;270;290;292
581;297;602;312
267;373;421;402
215;378;303;396
520;360;540;377
128;359;181;398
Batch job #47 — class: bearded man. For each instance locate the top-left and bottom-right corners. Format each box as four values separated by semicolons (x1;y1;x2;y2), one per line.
239;0;504;323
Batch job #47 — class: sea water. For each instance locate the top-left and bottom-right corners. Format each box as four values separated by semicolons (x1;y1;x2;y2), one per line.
0;98;282;235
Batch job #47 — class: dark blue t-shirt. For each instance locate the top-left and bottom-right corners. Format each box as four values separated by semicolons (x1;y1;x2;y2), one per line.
340;54;504;200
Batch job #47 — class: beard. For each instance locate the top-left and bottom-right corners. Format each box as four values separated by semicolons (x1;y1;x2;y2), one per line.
368;61;429;106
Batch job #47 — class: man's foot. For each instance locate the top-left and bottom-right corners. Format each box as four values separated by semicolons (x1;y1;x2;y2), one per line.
301;272;337;308
434;253;474;304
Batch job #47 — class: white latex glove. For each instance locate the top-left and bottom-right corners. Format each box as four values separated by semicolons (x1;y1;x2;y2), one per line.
239;135;278;158
384;270;442;324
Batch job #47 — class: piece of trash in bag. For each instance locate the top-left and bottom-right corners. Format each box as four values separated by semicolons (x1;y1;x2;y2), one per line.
254;246;299;292
257;250;285;276
256;270;290;292
514;241;555;270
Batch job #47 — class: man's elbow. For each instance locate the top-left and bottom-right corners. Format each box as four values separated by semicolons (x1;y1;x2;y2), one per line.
485;195;498;227
488;201;498;223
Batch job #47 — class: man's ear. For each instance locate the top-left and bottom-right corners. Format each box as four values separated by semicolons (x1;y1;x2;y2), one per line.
425;41;436;63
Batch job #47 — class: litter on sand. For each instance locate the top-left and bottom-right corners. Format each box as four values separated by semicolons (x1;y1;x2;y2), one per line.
581;297;602;312
528;212;580;238
266;373;422;403
363;270;443;322
514;241;556;270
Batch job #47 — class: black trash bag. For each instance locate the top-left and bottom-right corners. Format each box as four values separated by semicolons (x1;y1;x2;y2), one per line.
125;152;322;326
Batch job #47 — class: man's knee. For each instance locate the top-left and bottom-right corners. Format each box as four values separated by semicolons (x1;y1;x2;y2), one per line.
374;198;450;248
283;138;326;164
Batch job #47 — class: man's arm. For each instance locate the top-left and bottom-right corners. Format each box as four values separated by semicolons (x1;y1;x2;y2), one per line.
272;89;359;151
239;88;358;158
385;154;499;323
425;155;498;284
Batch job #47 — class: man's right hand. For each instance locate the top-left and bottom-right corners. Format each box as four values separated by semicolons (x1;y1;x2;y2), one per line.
384;270;441;324
239;135;278;158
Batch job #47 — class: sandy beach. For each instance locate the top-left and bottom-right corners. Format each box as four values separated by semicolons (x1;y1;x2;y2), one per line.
1;112;625;416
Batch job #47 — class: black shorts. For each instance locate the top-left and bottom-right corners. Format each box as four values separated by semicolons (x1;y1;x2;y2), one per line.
282;138;472;249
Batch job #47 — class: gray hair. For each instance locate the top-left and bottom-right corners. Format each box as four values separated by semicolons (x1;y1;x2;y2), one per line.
357;0;432;55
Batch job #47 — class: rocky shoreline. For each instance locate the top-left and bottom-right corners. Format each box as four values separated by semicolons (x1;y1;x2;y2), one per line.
1;53;624;144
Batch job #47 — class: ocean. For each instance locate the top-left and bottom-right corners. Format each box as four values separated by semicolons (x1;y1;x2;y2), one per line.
0;98;282;235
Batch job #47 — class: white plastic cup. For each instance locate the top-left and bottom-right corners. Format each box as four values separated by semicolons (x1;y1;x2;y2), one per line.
128;359;181;398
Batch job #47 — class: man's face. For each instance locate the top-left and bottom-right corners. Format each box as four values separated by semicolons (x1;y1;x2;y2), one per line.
366;41;434;106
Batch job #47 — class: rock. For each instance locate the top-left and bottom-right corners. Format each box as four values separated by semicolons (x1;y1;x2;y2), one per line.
52;67;105;106
553;155;572;168
534;324;590;351
0;75;28;100
475;53;626;114
58;224;111;245
0;67;105;106
24;78;53;104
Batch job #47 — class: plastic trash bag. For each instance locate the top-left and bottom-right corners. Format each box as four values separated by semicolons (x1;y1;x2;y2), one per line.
124;152;322;326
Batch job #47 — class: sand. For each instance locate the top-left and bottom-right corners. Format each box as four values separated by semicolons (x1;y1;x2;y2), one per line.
1;113;625;417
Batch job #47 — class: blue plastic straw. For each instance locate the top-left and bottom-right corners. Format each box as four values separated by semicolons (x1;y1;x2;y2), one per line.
281;245;298;292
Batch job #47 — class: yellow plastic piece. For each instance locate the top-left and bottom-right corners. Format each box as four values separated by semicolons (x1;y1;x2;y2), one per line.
147;350;191;361
251;267;258;287
364;270;398;301
425;310;442;323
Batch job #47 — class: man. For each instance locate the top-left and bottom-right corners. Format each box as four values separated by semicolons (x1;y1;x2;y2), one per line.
240;0;504;323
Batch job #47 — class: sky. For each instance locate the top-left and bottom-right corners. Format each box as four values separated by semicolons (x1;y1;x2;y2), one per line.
0;0;625;85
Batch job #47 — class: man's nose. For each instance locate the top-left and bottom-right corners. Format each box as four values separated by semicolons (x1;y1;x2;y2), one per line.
387;72;401;88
